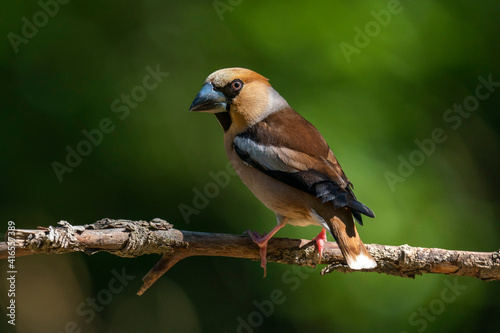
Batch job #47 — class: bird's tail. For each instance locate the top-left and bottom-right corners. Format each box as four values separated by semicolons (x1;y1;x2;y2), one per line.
325;208;377;270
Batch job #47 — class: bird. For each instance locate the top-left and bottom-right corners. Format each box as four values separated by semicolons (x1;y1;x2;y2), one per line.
189;68;377;276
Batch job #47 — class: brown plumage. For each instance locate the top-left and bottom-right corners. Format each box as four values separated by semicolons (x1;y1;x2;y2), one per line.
190;68;376;275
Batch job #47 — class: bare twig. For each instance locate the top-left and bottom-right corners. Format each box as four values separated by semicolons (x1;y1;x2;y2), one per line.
1;219;499;295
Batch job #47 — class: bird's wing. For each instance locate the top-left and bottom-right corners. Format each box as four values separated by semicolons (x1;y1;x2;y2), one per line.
233;108;374;224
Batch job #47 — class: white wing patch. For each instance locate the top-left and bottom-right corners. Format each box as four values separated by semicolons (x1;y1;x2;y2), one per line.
234;136;310;172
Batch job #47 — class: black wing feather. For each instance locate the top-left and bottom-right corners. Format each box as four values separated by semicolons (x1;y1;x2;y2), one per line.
235;141;374;225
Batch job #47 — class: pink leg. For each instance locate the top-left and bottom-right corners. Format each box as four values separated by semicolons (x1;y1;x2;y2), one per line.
247;217;287;277
312;228;327;261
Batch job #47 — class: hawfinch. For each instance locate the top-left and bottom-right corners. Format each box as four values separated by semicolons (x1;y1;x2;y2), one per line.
189;68;377;275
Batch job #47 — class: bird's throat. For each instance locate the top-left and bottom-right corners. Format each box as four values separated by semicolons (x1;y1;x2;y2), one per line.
215;112;232;132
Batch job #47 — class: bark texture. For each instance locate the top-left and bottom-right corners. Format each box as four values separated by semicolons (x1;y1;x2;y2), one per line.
1;219;499;295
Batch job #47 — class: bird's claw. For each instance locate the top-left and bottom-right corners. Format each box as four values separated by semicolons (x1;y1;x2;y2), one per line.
245;230;265;245
313;228;327;262
246;230;269;277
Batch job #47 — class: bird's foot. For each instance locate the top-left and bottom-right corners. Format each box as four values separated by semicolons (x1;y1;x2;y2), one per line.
245;230;270;277
312;228;327;262
246;230;268;239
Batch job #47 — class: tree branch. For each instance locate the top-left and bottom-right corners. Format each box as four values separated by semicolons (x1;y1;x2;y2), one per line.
1;219;499;295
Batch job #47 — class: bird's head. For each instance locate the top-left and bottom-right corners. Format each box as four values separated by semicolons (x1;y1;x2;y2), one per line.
189;68;289;133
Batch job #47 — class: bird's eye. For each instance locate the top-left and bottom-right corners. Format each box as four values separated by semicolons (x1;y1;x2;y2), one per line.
231;79;243;91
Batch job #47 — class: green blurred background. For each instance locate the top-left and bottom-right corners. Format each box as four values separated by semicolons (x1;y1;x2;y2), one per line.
1;1;499;332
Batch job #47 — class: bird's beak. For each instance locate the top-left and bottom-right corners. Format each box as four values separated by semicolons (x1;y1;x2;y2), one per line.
189;82;227;113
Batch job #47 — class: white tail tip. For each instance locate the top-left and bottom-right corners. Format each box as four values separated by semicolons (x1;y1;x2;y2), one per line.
346;252;377;270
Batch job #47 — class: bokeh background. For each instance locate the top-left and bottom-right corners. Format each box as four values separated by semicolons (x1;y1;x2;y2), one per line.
1;1;500;332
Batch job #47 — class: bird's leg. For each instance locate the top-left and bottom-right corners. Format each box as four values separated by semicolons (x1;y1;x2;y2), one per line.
246;216;288;277
312;228;327;261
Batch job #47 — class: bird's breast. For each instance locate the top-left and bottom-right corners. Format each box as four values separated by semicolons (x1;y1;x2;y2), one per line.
224;134;323;226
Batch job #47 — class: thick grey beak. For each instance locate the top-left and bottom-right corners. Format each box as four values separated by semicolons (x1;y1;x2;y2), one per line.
189;82;227;113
